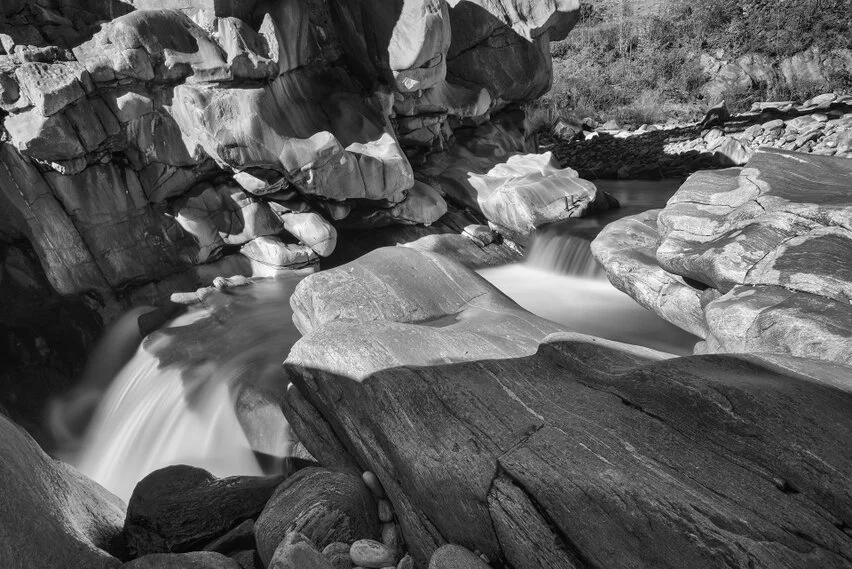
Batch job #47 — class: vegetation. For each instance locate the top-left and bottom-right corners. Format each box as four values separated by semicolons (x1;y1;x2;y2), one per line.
536;0;852;126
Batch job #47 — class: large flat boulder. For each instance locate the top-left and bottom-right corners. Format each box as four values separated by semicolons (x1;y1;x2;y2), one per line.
280;248;852;568
0;413;126;569
592;149;852;365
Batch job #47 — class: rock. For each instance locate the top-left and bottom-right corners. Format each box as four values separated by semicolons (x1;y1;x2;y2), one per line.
203;520;256;555
121;551;241;569
397;555;415;569
322;542;351;569
0;413;125;569
468;152;603;236
269;535;334;569
0;0;581;309
14;61;88;116
286;247;563;378
428;545;489;569
378;499;394;522
124;465;288;557
255;468;380;567
363;471;386;498
350;540;398;569
590;209;706;339
381;522;403;552
280;244;852;567
593;148;852;365
713;136;752;166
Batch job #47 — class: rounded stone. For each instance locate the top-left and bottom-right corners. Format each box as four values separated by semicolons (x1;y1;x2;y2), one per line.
255;468;379;567
362;471;385;498
350;539;398;568
428;545;490;569
377;499;394;522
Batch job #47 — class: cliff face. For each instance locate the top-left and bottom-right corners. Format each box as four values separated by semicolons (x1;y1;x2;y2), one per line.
0;0;580;311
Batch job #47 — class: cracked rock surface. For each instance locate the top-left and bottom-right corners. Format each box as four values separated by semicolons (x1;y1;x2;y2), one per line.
280;245;852;568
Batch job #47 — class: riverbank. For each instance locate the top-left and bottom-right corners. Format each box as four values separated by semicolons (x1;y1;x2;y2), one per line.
541;93;852;179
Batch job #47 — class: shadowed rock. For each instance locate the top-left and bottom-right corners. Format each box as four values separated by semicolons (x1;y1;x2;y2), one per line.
0;413;126;569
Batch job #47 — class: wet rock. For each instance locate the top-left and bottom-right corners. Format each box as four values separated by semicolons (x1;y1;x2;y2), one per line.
350;539;398;568
0;413;125;569
124;465;288;557
255;468;379;567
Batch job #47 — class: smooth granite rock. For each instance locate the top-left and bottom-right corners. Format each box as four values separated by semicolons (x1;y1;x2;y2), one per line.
0;413;125;569
593;149;852;365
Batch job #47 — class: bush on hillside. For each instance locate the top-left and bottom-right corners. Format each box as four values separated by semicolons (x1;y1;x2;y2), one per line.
541;0;852;125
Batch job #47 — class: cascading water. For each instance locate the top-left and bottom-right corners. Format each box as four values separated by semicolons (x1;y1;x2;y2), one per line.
58;180;693;500
479;179;698;356
62;275;308;501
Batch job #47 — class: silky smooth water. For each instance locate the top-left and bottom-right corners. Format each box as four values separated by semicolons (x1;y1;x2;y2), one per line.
66;276;306;501
480;178;698;356
66;179;691;499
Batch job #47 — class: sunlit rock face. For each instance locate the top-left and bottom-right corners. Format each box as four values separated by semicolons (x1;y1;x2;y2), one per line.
592;149;852;365
0;0;582;311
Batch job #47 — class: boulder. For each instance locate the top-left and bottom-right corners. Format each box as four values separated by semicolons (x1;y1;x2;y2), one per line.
124;465;289;557
0;413;125;569
255;468;380;567
593;149;852;365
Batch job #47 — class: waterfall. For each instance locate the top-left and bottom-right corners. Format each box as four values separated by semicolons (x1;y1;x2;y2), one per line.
64;276;307;501
525;230;607;279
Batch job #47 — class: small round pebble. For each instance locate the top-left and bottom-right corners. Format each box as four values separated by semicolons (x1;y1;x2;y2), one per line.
350;539;398;568
377;499;393;522
381;522;402;551
362;471;385;498
397;555;414;569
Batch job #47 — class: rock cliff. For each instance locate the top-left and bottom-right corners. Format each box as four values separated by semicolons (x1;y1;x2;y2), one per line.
0;0;594;317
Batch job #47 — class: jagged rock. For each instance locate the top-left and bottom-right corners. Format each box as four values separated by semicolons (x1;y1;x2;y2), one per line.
255;468;379;566
124;465;288;557
14;61;88;116
0;0;581;309
592;149;852;365
0;413;125;569
122;551;241;569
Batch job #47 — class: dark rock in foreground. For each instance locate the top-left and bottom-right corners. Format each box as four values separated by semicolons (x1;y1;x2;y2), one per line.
280;246;852;568
255;467;379;567
0;413;126;569
124;465;290;557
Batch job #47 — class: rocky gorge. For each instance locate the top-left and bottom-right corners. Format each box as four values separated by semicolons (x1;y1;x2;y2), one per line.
1;1;852;569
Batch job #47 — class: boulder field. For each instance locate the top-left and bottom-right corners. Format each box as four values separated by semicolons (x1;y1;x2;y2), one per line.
592;148;852;366
0;0;606;319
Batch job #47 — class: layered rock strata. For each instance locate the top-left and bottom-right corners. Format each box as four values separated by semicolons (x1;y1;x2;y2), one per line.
592;148;852;365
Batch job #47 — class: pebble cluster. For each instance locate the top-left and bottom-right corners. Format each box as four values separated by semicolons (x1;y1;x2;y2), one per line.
269;471;490;569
